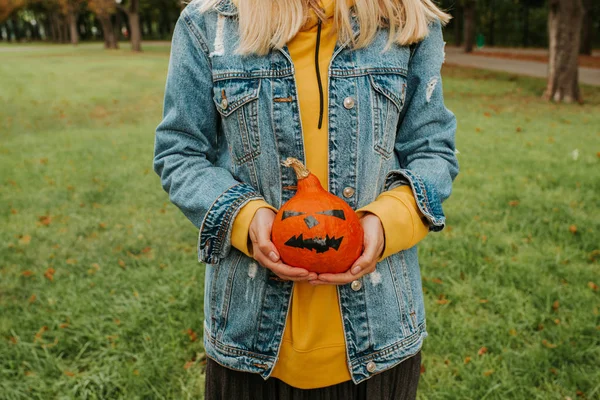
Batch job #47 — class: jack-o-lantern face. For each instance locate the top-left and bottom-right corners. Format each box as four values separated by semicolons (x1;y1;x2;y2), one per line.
281;209;346;253
272;195;364;274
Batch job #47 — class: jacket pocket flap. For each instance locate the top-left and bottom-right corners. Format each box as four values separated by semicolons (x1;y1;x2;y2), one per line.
368;73;406;112
213;78;261;117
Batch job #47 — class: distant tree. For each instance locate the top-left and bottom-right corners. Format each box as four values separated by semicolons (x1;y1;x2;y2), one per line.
544;0;584;103
580;0;593;55
463;0;476;52
117;0;141;51
88;0;118;49
0;0;25;24
57;0;84;44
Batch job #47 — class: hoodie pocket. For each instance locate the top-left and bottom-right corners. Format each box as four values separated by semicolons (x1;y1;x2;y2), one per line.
213;78;262;165
368;73;406;160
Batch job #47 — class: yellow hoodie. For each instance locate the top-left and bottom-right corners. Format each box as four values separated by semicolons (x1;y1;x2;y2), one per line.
229;0;429;389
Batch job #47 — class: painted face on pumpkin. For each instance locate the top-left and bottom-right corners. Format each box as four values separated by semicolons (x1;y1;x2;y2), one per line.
280;209;346;253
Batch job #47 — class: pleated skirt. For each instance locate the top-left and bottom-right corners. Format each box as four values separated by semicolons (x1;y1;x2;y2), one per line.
204;350;422;400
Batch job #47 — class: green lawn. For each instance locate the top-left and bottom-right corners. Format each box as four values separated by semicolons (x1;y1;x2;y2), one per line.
1;43;599;400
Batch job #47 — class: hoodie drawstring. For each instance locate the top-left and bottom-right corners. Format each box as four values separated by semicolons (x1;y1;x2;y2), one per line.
315;18;324;130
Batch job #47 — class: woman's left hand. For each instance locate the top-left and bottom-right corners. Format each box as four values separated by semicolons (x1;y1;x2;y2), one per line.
311;212;384;285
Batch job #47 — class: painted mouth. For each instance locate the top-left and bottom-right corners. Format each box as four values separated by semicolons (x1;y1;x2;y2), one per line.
284;234;343;253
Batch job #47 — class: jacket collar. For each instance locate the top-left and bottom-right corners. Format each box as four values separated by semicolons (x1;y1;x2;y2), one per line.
213;0;238;16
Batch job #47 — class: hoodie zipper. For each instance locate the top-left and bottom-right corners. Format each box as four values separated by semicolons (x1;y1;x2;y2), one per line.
315;18;324;130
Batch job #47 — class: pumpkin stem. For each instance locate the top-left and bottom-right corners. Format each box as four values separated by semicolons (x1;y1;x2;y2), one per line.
281;157;310;180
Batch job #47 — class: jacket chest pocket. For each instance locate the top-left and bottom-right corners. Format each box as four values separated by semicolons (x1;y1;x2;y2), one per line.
213;78;262;165
369;73;406;160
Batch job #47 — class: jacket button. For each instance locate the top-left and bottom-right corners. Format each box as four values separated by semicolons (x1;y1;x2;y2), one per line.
366;361;376;373
343;96;355;109
220;98;228;109
351;280;362;291
342;186;355;198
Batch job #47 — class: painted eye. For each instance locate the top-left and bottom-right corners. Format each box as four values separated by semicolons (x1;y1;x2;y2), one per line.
316;209;346;220
281;210;306;220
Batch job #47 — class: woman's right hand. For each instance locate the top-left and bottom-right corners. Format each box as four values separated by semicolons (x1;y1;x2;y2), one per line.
249;208;318;282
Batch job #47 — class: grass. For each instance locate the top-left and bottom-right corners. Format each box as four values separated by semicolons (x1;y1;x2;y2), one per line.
0;43;599;400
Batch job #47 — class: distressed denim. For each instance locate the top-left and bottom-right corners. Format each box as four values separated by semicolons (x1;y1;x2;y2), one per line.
153;0;458;384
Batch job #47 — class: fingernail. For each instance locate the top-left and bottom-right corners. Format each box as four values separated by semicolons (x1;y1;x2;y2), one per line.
269;251;279;262
351;266;361;275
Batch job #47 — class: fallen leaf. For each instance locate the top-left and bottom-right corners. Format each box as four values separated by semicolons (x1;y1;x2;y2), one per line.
64;370;75;377
588;282;598;291
59;323;69;329
554;319;560;325
552;300;560;311
483;369;495;376
464;356;471;364
185;328;198;342
516;127;522;132
38;216;52;226
24;371;35;377
44;268;55;281
549;368;558;375
133;369;139;376
10;208;18;214
569;225;577;234
542;339;557;348
184;361;194;370
478;347;488;356
509;329;517;336
22;270;34;277
118;259;126;269
576;390;584;397
9;336;18;344
19;235;31;245
509;200;520;207
66;258;77;265
479;299;489;303
431;278;442;284
420;364;426;374
34;326;48;342
28;294;37;303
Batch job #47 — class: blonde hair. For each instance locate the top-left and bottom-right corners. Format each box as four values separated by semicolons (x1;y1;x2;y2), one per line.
194;0;450;56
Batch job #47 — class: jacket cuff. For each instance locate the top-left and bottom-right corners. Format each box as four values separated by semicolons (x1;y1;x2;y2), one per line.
383;169;446;231
198;183;264;265
356;186;429;261
231;200;279;257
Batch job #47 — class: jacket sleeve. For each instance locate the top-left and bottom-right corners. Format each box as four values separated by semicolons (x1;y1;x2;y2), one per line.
384;18;459;232
153;11;266;265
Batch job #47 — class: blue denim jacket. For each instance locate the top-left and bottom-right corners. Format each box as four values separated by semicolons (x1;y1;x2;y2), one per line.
153;0;458;384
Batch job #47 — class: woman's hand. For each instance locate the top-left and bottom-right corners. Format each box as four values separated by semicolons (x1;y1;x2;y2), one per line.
311;212;385;285
249;208;318;282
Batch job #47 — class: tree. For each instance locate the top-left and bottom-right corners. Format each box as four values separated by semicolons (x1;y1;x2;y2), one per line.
57;0;84;45
88;0;118;49
463;0;476;53
0;0;25;24
117;0;141;51
544;0;584;103
580;0;593;55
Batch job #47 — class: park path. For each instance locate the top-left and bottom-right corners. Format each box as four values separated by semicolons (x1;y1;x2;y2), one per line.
445;46;600;87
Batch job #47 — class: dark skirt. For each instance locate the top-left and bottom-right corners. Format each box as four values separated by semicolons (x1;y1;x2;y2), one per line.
205;350;422;400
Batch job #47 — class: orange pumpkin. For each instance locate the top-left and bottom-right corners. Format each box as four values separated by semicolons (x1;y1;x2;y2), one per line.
271;158;364;274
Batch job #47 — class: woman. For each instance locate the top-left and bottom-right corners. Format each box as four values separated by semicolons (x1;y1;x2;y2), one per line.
153;0;458;398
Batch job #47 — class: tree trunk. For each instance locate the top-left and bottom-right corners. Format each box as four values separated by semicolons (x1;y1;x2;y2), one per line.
580;0;593;55
68;8;79;45
128;12;142;51
99;16;118;49
488;0;495;46
454;6;462;46
522;4;530;47
463;0;475;53
544;0;584;103
125;0;142;52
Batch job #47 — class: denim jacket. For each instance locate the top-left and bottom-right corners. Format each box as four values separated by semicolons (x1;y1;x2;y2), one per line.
153;0;458;384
